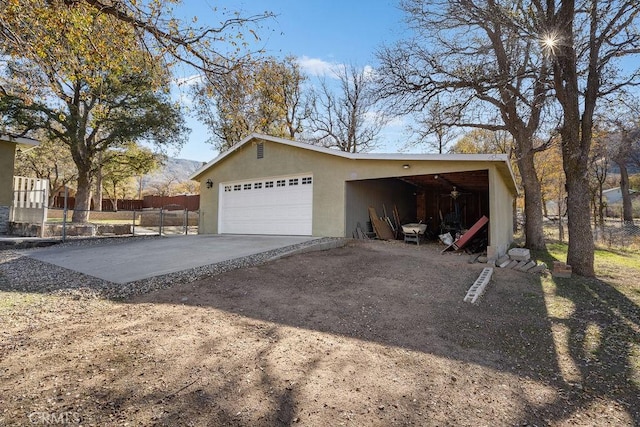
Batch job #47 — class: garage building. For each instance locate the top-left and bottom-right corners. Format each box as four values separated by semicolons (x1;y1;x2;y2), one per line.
190;133;518;257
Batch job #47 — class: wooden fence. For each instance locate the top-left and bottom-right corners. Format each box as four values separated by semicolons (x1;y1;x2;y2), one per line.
51;194;199;211
10;176;48;236
143;195;200;211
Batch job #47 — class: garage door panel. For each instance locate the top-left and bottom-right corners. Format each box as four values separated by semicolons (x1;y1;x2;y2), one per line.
220;174;313;235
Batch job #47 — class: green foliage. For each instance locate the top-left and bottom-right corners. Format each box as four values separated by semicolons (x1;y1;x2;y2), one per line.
101;143;161;201
451;129;513;154
0;0;187;222
1;0;274;76
14;135;77;198
194;56;306;150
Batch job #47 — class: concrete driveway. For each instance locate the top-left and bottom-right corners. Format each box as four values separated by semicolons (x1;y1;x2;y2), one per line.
24;235;317;284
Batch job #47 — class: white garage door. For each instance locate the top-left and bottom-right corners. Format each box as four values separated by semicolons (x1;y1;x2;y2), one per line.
219;174;313;235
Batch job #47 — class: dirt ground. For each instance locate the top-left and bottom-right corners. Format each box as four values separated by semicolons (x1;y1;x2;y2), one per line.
1;239;638;426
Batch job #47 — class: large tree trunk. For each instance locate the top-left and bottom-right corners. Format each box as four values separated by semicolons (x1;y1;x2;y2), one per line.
517;152;546;250
598;183;606;232
618;162;634;225
111;183;118;212
565;172;594;275
553;0;595;277
560;110;595;276
561;119;595;275
93;170;103;212
71;169;91;223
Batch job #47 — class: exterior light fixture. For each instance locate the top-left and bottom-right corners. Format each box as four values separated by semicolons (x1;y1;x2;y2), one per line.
450;186;460;199
205;179;214;189
402;164;410;169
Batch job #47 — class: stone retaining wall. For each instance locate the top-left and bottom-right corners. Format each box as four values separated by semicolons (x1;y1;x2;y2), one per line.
47;209;138;221
139;211;199;227
0;205;9;234
8;222;133;237
46;209;199;226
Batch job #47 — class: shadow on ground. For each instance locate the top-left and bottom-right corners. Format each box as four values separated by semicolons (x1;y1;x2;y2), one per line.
1;240;638;425
129;240;639;424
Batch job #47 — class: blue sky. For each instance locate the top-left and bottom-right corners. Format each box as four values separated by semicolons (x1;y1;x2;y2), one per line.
172;0;409;162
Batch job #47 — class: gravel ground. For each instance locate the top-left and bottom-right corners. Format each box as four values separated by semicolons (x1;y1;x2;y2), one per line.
0;236;344;300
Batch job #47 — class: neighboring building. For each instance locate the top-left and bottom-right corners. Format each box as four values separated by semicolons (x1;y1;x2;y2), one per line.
191;133;518;257
602;187;638;205
0;134;40;234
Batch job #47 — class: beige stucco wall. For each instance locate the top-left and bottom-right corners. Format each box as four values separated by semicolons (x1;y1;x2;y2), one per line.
199;140;347;237
488;165;515;257
0;141;16;207
197;138;516;250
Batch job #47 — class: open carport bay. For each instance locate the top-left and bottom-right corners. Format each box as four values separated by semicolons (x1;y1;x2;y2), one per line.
346;170;490;239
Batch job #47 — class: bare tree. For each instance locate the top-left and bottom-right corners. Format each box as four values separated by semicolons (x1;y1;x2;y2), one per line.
409;96;459;153
588;133;611;233
194;56;307;151
542;0;640;276
596;97;640;226
610;130;640;226
305;64;385;153
376;0;553;250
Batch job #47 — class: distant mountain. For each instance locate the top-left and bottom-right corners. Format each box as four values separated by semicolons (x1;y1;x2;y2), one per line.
608;140;640;175
140;157;204;194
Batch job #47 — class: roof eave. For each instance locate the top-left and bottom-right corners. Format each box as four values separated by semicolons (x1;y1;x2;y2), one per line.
190;133;519;195
0;134;40;148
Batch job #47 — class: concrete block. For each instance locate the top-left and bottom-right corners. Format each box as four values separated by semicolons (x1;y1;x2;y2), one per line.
498;259;512;268
505;260;519;269
508;247;531;261
497;254;510;265
464;267;493;303
520;260;537;272
528;263;548;274
514;260;529;271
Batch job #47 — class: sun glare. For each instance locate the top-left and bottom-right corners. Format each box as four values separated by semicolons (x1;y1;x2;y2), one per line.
541;31;561;56
543;35;557;47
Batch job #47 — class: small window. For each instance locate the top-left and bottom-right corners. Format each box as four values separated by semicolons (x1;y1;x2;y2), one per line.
265;181;274;188
224;185;232;192
276;180;286;187
257;142;264;159
233;184;241;191
243;183;252;190
302;177;312;185
254;182;262;189
289;178;299;186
